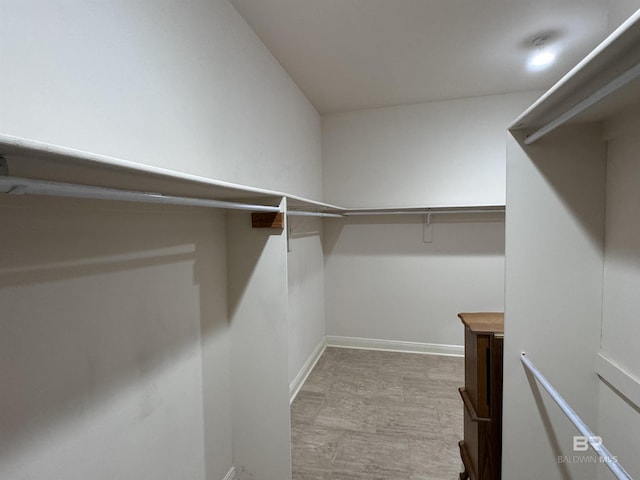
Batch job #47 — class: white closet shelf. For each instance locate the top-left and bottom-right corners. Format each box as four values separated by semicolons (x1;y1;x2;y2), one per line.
0;133;343;213
285;195;344;214
0;134;503;216
286;204;505;218
510;9;640;142
339;205;504;216
286;201;502;219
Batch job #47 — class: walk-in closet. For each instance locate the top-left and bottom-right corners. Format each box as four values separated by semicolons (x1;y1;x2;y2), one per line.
2;1;639;480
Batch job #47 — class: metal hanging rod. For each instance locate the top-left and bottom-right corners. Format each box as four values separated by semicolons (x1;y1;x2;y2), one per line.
342;207;505;216
0;176;281;213
287;208;504;218
287;210;344;218
524;60;640;145
521;353;632;480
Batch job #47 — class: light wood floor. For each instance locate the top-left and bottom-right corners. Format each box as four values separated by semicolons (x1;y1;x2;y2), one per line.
291;347;464;480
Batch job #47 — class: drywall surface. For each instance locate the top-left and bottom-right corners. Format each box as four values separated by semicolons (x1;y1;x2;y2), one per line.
595;110;640;479
503;126;606;480
596;381;640;480
322;91;541;207
607;0;640;30
323;214;505;347
227;207;291;479
601;111;640;389
287;217;326;386
0;0;322;199
595;382;640;480
0;196;231;480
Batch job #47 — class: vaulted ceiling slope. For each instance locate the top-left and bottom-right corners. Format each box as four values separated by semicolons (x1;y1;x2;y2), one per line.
229;0;614;114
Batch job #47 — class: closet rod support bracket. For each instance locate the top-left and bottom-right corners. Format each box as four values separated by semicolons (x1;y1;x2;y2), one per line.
423;213;433;243
252;211;285;230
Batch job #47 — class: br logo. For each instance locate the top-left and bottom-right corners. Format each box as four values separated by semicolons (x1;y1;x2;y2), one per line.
573;435;602;451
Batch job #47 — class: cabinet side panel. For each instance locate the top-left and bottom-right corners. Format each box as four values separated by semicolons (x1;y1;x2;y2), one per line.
596;109;640;479
226;203;291;479
503;126;606;480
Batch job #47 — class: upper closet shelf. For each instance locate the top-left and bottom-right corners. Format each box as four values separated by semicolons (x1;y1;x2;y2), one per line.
511;9;640;144
0;133;341;213
0;134;503;216
286;204;504;219
339;205;504;216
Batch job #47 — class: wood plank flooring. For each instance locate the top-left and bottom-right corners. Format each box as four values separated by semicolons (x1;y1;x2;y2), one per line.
291;347;464;480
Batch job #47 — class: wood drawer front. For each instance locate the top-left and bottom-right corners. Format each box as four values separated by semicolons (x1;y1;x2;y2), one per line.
464;327;491;417
463;406;480;478
463;407;497;480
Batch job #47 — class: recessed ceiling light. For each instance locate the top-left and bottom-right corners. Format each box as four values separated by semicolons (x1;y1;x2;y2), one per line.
527;34;556;71
530;50;556;68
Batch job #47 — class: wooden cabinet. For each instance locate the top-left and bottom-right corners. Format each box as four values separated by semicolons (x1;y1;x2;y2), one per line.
457;312;504;480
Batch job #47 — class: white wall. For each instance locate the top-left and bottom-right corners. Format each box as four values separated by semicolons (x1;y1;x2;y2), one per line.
324;214;505;348
322;92;541;207
0;1;325;478
321;93;534;349
0;197;230;480
595;109;640;479
227;204;291;480
503;125;606;480
0;0;322;200
601;110;640;402
287;217;326;387
607;0;640;30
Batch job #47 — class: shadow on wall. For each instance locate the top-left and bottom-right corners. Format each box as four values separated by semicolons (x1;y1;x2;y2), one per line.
322;213;505;257
524;367;572;480
0;195;228;475
512;126;606;254
225;213;277;320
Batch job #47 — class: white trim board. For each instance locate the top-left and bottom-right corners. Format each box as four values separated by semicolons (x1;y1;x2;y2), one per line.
596;352;640;409
289;339;327;404
325;336;463;357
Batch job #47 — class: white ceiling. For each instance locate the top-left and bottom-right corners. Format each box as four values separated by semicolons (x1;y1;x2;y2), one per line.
228;0;612;114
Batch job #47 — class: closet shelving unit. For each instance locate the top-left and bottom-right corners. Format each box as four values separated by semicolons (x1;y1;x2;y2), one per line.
0;134;504;219
503;8;640;479
338;205;505;216
288;201;507;215
0;133;344;217
510;9;640;140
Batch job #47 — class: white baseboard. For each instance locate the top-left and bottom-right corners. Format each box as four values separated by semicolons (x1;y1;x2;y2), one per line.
289;339;327;403
325;335;463;357
289;336;462;403
223;466;237;480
